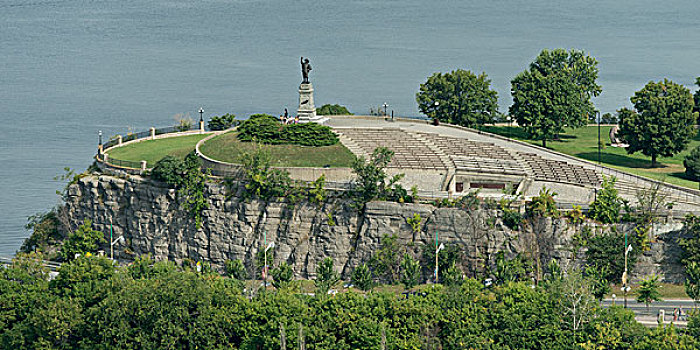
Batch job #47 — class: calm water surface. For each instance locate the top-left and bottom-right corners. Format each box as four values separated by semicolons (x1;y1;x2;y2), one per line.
1;0;699;255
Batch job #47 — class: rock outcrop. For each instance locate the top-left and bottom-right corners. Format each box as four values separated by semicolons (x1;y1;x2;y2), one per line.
63;174;687;283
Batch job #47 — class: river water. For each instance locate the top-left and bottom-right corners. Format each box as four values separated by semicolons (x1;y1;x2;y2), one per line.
1;0;699;255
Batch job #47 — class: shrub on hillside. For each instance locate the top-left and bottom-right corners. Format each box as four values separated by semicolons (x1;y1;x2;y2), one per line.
237;113;338;146
207;113;239;131
60;220;106;261
684;146;700;186
316;104;352;115
151;156;186;187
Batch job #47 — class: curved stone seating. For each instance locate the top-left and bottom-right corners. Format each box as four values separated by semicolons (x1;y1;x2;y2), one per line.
518;153;600;187
335;128;448;170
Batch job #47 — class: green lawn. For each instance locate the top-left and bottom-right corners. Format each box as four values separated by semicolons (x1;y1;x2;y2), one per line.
608;283;690;300
199;131;356;168
482;125;700;190
106;134;209;165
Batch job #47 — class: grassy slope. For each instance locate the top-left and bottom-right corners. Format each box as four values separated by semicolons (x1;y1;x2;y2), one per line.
482;125;700;189
107;134;209;165
199;131;356;168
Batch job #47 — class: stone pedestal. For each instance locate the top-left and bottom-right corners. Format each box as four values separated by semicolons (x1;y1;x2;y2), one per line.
297;83;316;122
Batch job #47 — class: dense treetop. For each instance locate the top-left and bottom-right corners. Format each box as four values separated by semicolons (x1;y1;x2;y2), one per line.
2;253;696;350
416;69;499;127
510;48;601;147
618;79;698;167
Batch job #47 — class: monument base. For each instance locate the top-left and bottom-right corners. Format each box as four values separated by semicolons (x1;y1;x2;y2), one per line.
297;83;326;123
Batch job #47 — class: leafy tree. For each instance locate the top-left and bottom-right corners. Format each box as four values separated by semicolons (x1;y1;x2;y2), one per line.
225;259;248;280
400;254;421;289
526;187;559;217
547;270;596;334
207;113;239;131
351;263;373;291
60;220;106;261
314;257;340;295
636;275;662;313
492;251;531;284
369;234;403;284
617;79;698;167
684;261;700;308
316;104;352;115
585;265;611;301
350;147;404;207
177;152;209;228
679;215;700;266
238;144;293;200
308;174;326;205
151;155;186;187
416;69;499;127
510;48;602;147
49;255;116;308
441;262;464;287
633;324;697;350
589;176;624;224
683;145;700;188
271;262;294;289
21;209;61;253
586;230;639;283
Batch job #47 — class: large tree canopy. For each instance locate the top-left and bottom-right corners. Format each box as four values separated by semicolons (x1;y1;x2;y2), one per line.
617;79;698;167
416;69;498;127
509;49;602;147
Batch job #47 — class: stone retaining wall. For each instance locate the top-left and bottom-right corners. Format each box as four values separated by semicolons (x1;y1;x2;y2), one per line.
63;174;688;283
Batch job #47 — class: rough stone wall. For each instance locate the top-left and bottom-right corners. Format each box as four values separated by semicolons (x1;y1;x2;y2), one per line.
63;174;686;283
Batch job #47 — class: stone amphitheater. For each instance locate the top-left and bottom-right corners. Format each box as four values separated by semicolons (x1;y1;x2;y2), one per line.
321;116;700;212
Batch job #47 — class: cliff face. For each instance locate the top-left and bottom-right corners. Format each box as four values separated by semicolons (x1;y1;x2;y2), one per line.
63;174;686;282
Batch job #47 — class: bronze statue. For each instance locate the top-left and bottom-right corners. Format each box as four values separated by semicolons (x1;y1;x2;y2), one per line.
300;57;312;84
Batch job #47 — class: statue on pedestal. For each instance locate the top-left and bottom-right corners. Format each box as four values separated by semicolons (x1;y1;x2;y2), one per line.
301;57;312;84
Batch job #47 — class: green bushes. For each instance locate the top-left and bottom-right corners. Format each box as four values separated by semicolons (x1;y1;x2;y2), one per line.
207;113;240;131
316;104;352;115
237;114;338;146
684;145;700;186
60;219;106;261
151;153;208;228
2;255;697;350
589;176;624;224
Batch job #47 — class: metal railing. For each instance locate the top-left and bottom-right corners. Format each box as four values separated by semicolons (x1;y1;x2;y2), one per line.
107;157;142;169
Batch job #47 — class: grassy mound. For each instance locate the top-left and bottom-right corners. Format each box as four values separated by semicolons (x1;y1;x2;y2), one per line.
483;125;700;189
106;134;208;165
199;131;355;168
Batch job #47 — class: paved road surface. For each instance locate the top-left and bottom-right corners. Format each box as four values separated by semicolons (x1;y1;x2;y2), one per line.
602;299;696;327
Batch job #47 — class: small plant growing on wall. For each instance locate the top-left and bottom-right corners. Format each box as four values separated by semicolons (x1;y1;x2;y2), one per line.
406;213;422;233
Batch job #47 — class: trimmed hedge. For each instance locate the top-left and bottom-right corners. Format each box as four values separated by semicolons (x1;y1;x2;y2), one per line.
237;114;338;146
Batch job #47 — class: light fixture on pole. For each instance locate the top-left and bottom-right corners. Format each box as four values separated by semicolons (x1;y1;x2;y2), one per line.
98;130;103;146
199;107;204;122
435;228;444;284
596;111;601;165
622;231;633;308
383;102;388;116
110;234;124;261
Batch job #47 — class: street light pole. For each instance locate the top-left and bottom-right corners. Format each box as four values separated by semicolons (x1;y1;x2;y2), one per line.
597;111;601;165
109;218;124;261
622;231;632;308
199;107;204;122
435;231;439;283
434;231;444;284
383;102;388;117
